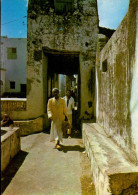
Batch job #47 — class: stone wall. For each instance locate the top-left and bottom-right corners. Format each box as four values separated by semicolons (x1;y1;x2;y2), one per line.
1;127;21;172
129;0;138;163
14;117;43;136
82;123;138;195
1;98;43;135
1;98;26;113
27;0;99;123
1;98;27;122
96;0;138;162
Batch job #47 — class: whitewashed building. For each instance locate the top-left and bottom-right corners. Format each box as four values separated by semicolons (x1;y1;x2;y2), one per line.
0;36;26;96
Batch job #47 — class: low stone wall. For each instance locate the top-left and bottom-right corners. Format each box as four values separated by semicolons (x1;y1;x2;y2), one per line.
1;127;21;172
14;117;44;136
1;99;44;135
82;123;138;195
1;98;27;113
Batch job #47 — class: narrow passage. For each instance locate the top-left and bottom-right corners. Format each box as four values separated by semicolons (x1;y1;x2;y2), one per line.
2;132;96;195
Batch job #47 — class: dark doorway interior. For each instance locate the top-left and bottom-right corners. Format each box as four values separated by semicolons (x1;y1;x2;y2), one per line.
48;53;79;75
44;51;81;131
46;52;80;110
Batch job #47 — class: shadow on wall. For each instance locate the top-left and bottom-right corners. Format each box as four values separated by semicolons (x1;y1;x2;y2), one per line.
1;150;28;194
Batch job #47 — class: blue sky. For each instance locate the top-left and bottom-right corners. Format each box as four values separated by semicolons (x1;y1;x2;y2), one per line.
1;0;129;38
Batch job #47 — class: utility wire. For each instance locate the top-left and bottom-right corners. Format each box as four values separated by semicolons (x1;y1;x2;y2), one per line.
2;16;27;25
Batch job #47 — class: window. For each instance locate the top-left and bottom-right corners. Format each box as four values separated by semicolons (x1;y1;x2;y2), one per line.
12;48;16;53
54;0;74;14
102;59;107;72
10;81;15;89
7;47;17;59
20;84;26;93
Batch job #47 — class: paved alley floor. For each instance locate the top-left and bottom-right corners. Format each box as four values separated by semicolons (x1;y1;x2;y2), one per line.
2;132;96;195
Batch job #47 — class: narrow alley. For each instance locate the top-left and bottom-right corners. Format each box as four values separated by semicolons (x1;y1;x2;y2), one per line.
1;0;138;194
1;131;96;195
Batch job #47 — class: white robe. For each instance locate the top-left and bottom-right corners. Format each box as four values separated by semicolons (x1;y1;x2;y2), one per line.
49;117;63;142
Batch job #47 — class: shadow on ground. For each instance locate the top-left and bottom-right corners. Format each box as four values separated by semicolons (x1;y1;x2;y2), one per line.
56;144;85;153
1;150;28;194
43;127;82;139
43;117;96;139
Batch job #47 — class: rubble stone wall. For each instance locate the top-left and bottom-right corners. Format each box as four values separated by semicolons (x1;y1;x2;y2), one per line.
27;0;99;121
96;0;138;162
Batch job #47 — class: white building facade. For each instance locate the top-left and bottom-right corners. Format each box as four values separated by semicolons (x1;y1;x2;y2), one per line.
1;37;26;96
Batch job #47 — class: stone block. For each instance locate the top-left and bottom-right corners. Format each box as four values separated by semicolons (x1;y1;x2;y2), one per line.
10;130;21;159
82;123;138;195
1;127;21;172
14;116;43;136
1;136;10;172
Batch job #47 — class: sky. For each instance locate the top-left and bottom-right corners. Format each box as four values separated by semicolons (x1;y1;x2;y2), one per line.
1;0;129;38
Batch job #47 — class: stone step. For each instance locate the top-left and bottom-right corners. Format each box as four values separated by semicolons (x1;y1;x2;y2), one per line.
13;117;43;136
82;123;138;195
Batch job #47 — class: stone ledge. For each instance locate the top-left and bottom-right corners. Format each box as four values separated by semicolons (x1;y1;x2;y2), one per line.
82;123;138;195
1;127;21;172
1;98;27;112
14;117;43;136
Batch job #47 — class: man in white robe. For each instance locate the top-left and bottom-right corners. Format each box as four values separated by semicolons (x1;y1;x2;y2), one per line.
64;90;75;138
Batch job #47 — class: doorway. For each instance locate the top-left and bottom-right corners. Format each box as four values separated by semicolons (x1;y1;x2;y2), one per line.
43;49;81;130
46;51;80;110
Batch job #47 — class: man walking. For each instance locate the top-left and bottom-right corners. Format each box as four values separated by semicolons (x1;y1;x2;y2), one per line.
47;88;68;149
64;90;75;138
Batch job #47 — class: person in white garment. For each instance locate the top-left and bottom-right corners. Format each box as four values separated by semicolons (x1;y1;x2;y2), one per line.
64;90;75;138
47;88;68;149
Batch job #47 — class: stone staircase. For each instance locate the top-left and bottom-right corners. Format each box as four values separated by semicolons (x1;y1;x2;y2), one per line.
82;123;138;195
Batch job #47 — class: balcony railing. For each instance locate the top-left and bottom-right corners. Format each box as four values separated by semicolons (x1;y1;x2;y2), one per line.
1;98;27;112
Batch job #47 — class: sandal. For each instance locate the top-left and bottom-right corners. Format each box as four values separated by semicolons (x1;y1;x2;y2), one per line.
56;145;61;149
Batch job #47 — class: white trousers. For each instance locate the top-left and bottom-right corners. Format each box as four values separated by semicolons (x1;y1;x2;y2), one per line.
49;117;63;143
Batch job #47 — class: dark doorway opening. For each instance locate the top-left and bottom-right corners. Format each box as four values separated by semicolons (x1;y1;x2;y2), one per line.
45;52;81;113
48;53;79;75
43;49;81;131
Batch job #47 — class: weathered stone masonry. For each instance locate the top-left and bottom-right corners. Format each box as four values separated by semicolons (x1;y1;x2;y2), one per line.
81;1;138;194
96;0;138;163
26;0;99;128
